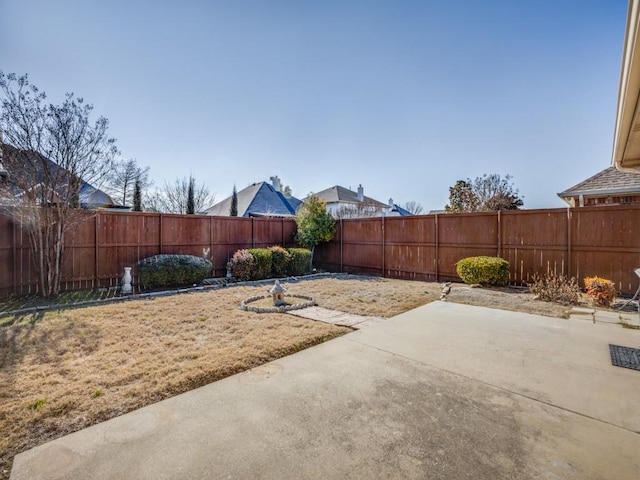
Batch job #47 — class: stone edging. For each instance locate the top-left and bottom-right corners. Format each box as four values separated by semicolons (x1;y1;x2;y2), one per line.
241;294;315;313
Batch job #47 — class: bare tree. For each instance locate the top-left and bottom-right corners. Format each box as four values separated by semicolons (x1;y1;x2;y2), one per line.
104;158;150;207
0;71;118;297
445;174;523;212
403;200;423;214
473;174;523;211
147;175;214;214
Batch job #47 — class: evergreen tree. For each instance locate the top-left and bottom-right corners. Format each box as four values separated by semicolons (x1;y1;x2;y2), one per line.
295;196;336;269
133;178;142;211
186;175;195;214
230;184;238;216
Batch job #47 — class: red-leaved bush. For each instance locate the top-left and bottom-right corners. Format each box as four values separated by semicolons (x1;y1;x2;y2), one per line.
584;276;616;307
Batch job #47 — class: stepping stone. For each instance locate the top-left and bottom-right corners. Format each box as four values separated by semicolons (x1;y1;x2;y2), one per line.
287;306;385;329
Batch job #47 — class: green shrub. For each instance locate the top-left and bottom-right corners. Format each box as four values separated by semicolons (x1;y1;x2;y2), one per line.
138;254;212;289
287;248;312;276
584;276;616;307
229;249;255;281
455;256;510;286
528;272;580;305
269;245;291;277
248;248;272;280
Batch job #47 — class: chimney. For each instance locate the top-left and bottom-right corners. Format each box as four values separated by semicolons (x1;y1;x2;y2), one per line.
270;175;282;192
388;198;394;208
357;184;364;202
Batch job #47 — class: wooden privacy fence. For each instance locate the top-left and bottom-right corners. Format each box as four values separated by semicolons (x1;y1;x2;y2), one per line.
1;205;640;298
0;210;297;298
313;205;640;295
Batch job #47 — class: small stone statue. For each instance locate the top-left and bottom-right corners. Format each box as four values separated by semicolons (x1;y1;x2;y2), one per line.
269;280;287;306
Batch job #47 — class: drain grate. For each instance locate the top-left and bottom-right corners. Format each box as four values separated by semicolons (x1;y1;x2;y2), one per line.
609;344;640;371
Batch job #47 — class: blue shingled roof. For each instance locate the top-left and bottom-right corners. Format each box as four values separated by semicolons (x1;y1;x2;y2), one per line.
391;204;412;216
247;182;297;216
204;181;301;217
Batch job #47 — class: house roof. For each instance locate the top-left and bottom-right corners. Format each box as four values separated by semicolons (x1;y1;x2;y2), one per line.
558;167;640;198
204;181;300;217
390;204;413;216
79;183;121;209
310;185;388;208
0;143;120;209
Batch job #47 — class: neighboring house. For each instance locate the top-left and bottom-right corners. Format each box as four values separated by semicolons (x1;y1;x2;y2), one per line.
557;167;640;207
0;142;121;209
308;184;411;218
203;176;301;217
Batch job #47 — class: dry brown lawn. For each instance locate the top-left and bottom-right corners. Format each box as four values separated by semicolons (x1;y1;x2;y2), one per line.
0;276;573;478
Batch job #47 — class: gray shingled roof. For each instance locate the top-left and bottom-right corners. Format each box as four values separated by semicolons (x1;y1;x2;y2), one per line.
558;167;640;197
203;182;300;217
310;185;387;207
0;143;120;208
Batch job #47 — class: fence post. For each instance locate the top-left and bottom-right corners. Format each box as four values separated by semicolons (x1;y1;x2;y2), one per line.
159;213;164;254
381;216;385;277
340;218;344;273
12;215;17;295
497;211;502;258
210;216;215;274
435;214;439;282
567;208;572;278
95;213;99;289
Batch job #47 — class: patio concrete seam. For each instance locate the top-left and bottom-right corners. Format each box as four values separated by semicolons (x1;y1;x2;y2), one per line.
343;335;640;436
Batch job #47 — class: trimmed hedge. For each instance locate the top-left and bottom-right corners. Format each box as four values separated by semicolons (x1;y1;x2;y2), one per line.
288;248;312;276
269;245;291;277
138;254;212;289
456;256;509;286
248;248;272;280
229;249;255;281
228;247;313;280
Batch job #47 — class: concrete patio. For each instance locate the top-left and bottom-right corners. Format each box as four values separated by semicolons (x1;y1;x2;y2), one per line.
10;302;640;479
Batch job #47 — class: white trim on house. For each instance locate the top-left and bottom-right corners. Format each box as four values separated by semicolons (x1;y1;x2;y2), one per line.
613;0;640;171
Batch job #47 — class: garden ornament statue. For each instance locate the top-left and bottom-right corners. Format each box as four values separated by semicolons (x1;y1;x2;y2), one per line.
270;280;287;306
122;267;133;294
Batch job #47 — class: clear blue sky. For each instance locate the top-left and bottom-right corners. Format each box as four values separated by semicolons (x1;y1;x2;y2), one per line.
0;0;628;211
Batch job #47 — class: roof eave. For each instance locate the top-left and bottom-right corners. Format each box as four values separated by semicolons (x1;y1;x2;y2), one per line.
612;0;640;172
557;185;640;197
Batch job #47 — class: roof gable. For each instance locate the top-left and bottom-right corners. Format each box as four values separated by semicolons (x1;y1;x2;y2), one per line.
247;182;297;216
204;182;300;217
391;204;413;216
310;185;387;207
